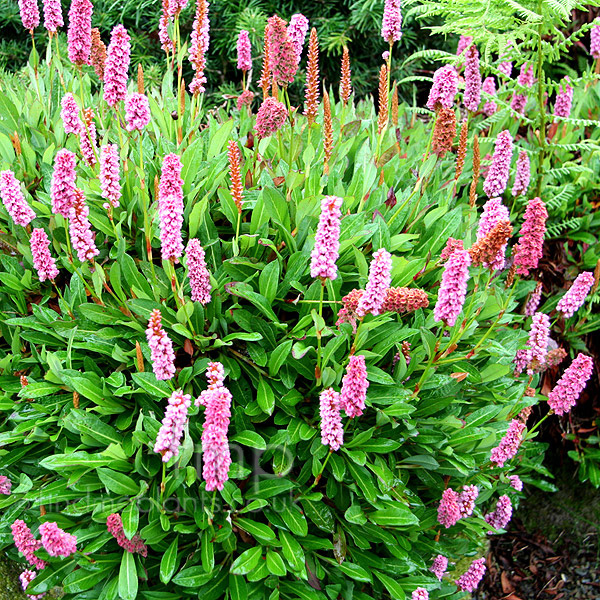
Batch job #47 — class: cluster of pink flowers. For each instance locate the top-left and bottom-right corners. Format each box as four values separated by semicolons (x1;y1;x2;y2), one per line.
189;0;210;95
320;388;344;451
67;0;93;64
547;353;594;416
556;271;594;318
106;513;147;556
513;197;548;276
158;153;184;262
553;76;573;119
509;474;523;491
458;484;479;517
146;309;176;380
69;189;99;262
39;522;77;557
99;144;121;210
525;281;543;316
456;557;486;592
0;475;11;495
196;361;225;407
430;554;448;580
0;170;36;227
287;14;309;63
60;93;81;134
158;0;174;52
340;355;369;418
11;520;46;570
592;19;600;59
483;130;513;198
411;589;428;600
525;312;550;374
19;568;44;600
438;487;461;528
490;419;526;467
457;35;473;55
103;25;131;107
268;15;299;85
310;195;343;280
255;97;288;137
463;44;482;112
356;248;393;317
476;197;510;270
440;237;464;262
426;65;458;110
381;0;402;44
19;0;40;30
51;149;77;218
154;390;191;462
485;495;513;532
125;93;151;131
79;109;97;166
434;248;471;327
237;89;254;111
185;239;212;304
482;76;497;116
236;30;252;72
512;150;530;197
43;0;63;33
511;63;535;113
30;228;59;282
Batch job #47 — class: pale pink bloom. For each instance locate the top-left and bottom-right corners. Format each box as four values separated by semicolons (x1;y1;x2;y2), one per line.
287;14;309;63
485;494;512;532
426;65;458;110
67;0;93;65
438;487;461;528
591;19;600;59
19;569;45;600
267;15;299;85
430;555;448;580
195;361;226;407
103;25;131;107
483;130;513;198
513;197;548;276
476;197;510;270
440;237;464;263
553;76;573;119
509;475;523;491
237;90;254;110
159;0;173;52
512;150;530;197
19;0;40;30
457;35;473;55
412;589;428;600
158;154;184;262
146;309;176;381
0;475;11;495
69;189;99;262
99;144;121;209
381;0;402;43
548;353;594;416
203;386;232;432
525;281;543;316
490;419;526;467
167;0;187;16
434;249;471;327
482;76;497;116
30;228;59;282
50;149;77;218
513;349;528;377
525;312;550;374
340;355;369;418
106;514;147;556
125;93;150;132
511;63;534;114
236;30;251;71
320;388;343;451
255;97;288;137
159;153;184;204
556;271;594;318
60;93;81;134
43;0;63;32
456;557;486;592
186;239;212;304
12;520;46;570
189;0;210;95
457;484;479;518
310;195;343;280
0;170;36;226
356;248;393;317
39;522;77;557
382;50;390;61
202;423;231;491
463;44;481;112
154;390;191;462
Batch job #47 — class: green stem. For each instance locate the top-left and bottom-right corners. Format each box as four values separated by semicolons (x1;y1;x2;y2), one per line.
160;462;166;508
315;281;325;386
535;6;547;197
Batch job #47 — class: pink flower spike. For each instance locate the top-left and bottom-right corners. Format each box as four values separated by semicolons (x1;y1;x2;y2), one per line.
525;312;550;374
592;19;600;59
320;388;344;451
463;44;482;112
69;189;99;262
30;228;59;282
43;0;62;32
490;419;526;467
430;554;448;580
19;0;40;30
287;14;309;63
426;65;458;110
50;149;77;218
356;248;393;317
476;197;510;270
511;63;534;114
0;475;11;495
11;520;46;570
485;494;513;533
434;248;471;327
39;522;77;558
412;589;428;600
255;97;288;137
340;355;369;418
125;93;151;132
457;484;479;518
457;35;473;56
0;170;36;227
456;557;486;592
438;487;461;528
267;15;299;85
79;109;97;167
154;390;191;462
553;76;573;119
159;0;174;52
440;237;464;263
310;195;343;281
188;0;210;95
483;129;513;198
67;0;93;65
202;423;231;491
381;0;402;44
103;25;131;107
99;144;121;210
158;154;184;263
106;513;147;556
20;568;45;600
61;93;81;134
236;30;252;72
482;76;497;116
146;309;176;381
186;239;212;305
509;475;523;491
556;271;594;318
548;353;594;416
525;281;543;316
512;150;530;197
513;197;548;276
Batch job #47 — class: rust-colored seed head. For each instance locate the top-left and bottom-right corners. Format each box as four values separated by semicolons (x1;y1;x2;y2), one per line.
228;140;244;213
505;262;517;288
340;47;352;105
382;287;429;313
391;81;399;127
431;107;456;157
20;375;28;387
137;64;145;93
455;118;468;180
592;257;600;294
377;64;388;135
304;28;320;125
73;391;80;409
90;28;107;82
518;405;532;422
524;387;535;397
401;341;411;362
323;91;333;174
271;77;279;98
154;175;160;203
40;505;46;516
468;219;513;266
547;347;567;368
10;131;22;156
469;133;480;207
135;341;144;372
259;24;271;99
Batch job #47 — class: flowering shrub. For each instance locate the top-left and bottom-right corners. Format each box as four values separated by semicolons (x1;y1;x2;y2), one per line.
0;1;598;599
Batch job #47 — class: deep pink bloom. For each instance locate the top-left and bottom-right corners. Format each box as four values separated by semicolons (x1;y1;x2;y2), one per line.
456;557;486;592
485;494;512;532
548;353;594;416
236;89;254;110
440;237;464;263
411;589;428;600
203;383;232;432
103;25;131;107
60;93;81;134
195;361;227;407
0;475;11;495
43;0;62;32
434;249;471;327
99;144;121;210
39;522;77;558
556;271;594;318
430;555;448;581
509;475;523;491
154;390;191;462
30;228;59;282
19;0;40;30
357;248;393;316
310;195;343;280
554;76;573;119
159;153;184;203
287;14;309;63
340;355;369;418
12;520;46;570
186;239;212;304
159;0;173;52
426;65;458;110
167;0;187;16
146;309;176;380
476;197;510;270
513;349;528;377
67;0;93;65
438;487;461;528
458;484;479;518
50;149;76;218
19;569;44;600
482;76;497;116
457;35;473;55
513;197;548;276
125;93;150;132
525;281;543;316
79;110;97;167
490;419;526;467
202;423;231;491
320;388;343;451
158;154;184;262
236;30;252;71
483;130;513;198
69;189;99;262
189;0;210;95
512;150;530;197
592;19;600;59
463;44;481;112
511;63;534;114
0;170;36;226
255;97;288;137
106;514;147;556
268;15;299;85
381;0;402;43
525;312;550;374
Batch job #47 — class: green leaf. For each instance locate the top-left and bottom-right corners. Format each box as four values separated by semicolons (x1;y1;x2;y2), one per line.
122;502;139;540
159;536;179;584
335;561;372;582
259;260;281;304
63;567;115;594
118;551;138;600
257;378;275;415
97;468;140;496
234;517;276;542
29;561;76;595
132;372;171;398
375;571;406;599
228;574;248;599
201;529;215;572
279;530;305;571
268;340;293;376
171;566;214;587
345;460;379;503
248;478;297;499
368;505;419;527
266;550;287;577
280;503;309;536
231;430;267;450
230;546;262;575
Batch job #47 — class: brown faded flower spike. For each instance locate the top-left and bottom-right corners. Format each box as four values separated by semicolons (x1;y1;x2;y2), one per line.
469;134;480;207
431;107;456;157
340;47;352;105
455;118;468;180
259;24;271;100
137;64;144;94
228;140;244;213
323;91;333;174
377;64;388;136
304;28;320;125
391;82;399;127
90;28;107;81
468;219;513;266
